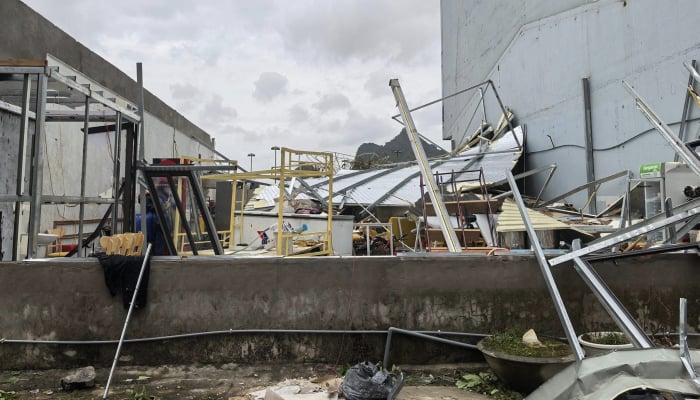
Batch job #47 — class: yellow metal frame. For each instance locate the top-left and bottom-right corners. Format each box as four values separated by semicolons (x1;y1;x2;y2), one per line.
201;147;334;256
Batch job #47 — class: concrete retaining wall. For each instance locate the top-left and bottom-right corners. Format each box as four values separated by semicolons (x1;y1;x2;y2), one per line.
1;253;698;369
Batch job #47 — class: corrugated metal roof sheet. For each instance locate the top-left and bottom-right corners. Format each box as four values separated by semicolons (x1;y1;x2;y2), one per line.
247;126;524;210
496;199;569;232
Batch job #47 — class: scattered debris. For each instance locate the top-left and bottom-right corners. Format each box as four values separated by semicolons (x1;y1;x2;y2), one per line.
340;362;404;400
60;366;95;391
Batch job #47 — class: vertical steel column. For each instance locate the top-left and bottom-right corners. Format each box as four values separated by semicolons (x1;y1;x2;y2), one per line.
12;74;31;260
26;72;48;259
326;153;333;253
187;171;223;255
478;87;486;125
582;78;596;214
77;97;90;257
165;176;197;255
506;170;585;362
390;79;461;252
123;124;135;232
277;149;286;255
137;63;147;237
144;173;177;255
112;112;122;233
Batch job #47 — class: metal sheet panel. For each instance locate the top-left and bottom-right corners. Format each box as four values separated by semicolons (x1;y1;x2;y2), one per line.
244;126;523;210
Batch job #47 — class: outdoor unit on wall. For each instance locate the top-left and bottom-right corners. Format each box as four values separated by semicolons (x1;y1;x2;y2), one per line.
639;161;700;241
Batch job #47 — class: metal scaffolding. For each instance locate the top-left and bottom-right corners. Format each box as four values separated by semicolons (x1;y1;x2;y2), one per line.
202;147;335;256
0;55;141;259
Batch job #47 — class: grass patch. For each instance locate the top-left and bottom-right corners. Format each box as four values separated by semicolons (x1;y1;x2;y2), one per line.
482;329;572;358
581;332;629;345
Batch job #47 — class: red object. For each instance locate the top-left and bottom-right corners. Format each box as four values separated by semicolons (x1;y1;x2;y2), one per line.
61;244;78;252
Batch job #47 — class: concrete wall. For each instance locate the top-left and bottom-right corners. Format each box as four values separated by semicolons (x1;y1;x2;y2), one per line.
441;0;700;206
0;253;698;369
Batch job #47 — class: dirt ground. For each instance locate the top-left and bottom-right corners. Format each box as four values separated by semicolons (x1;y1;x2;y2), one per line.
0;362;489;400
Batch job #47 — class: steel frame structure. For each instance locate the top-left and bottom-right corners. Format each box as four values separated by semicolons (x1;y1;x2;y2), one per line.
138;163;234;256
0;55;141;259
202;147;335;256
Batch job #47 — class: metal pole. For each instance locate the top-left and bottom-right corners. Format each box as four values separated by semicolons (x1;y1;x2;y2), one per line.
677;60;697;162
623;80;700;176
112;112;122;233
571;257;653;349
582;78;596;214
77;96;90;257
383;327;478;369
478;87;486;125
123;124;135;232
390;79;461;252
13;74;31;260
103;243;152;400
186;171;223;255
27;72;48;259
550;205;700;266
506;170;585;362
137;63;147;237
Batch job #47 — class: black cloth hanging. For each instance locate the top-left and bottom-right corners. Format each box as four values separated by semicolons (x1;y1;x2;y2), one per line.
97;254;150;309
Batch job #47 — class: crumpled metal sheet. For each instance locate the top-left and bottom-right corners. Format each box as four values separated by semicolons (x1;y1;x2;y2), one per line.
527;348;700;399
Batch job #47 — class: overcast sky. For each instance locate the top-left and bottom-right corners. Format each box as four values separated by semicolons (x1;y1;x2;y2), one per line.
23;0;443;170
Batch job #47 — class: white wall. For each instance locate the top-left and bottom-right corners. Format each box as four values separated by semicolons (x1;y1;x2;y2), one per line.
442;0;700;206
39;108;217;233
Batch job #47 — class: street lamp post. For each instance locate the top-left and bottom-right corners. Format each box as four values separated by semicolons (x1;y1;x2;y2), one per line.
271;146;280;170
247;153;255;171
270;146;281;184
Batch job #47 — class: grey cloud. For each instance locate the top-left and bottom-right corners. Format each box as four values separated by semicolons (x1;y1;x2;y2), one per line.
253;72;289;102
200;94;238;125
338;110;395;147
313;93;351;113
289;104;311;123
280;0;439;64
170;83;203;100
364;70;392;98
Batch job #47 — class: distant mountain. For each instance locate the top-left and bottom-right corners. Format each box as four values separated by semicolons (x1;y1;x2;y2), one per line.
354;128;447;167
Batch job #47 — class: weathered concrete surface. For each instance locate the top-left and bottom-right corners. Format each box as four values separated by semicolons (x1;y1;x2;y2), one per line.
0;363;488;400
0;253;698;369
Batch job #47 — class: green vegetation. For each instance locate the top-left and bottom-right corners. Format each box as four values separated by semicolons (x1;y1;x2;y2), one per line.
0;389;17;400
456;372;523;400
126;385;151;400
482;329;572;358
581;332;629;345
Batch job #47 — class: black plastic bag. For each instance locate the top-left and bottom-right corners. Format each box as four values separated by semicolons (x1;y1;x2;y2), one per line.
340;362;403;400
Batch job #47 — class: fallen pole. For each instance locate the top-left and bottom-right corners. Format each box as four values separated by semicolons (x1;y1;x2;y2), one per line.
103;243;152;400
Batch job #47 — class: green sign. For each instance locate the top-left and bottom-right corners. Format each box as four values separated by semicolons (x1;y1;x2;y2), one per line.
640;162;662;177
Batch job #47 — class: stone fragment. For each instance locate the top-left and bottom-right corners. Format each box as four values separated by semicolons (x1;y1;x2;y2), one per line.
60;366;96;390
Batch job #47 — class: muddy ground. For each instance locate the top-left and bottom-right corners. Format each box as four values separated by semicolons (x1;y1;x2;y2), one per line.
0;362;488;399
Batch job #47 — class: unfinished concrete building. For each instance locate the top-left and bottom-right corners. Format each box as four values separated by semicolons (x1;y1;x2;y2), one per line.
0;0;218;260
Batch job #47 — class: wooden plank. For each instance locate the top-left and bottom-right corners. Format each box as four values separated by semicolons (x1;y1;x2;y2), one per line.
0;59;45;67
